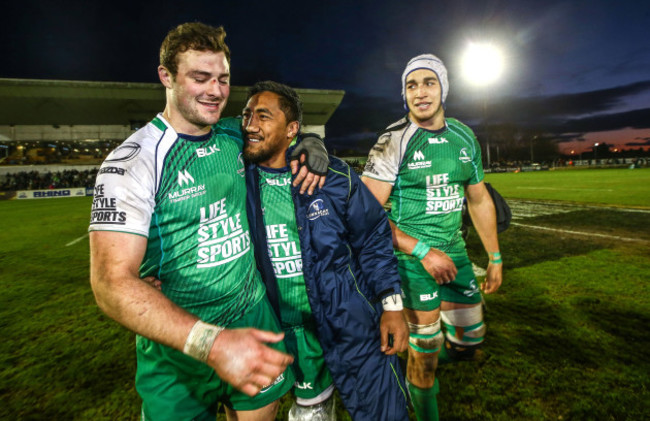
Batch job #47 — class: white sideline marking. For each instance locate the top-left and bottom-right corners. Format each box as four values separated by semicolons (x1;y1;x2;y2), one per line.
516;187;614;191
66;234;89;247
509;200;650;214
510;222;649;243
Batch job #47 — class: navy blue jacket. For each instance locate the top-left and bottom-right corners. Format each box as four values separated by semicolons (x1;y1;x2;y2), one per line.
245;143;409;421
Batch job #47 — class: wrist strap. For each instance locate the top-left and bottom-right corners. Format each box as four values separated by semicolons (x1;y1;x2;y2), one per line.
382;293;403;311
412;241;430;260
489;251;502;265
183;320;224;362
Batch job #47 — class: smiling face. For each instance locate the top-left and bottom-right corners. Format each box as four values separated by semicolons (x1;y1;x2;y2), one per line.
242;91;299;168
158;49;230;135
405;68;445;130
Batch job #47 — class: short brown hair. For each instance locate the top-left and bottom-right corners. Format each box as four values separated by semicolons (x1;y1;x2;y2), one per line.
159;22;231;77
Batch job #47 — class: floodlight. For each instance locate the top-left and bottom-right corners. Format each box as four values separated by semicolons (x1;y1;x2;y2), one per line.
462;42;504;86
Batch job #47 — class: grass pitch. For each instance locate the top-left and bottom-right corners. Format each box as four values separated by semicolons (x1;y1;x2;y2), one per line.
485;167;650;208
1;169;649;420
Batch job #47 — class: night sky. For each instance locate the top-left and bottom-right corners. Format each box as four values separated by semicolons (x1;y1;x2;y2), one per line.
2;0;649;156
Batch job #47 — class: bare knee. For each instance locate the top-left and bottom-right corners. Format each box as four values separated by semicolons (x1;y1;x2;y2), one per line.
407;349;438;388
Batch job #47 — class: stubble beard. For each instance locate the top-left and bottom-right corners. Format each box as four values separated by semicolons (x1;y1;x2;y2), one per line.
174;89;226;129
185;102;223;128
243;138;273;164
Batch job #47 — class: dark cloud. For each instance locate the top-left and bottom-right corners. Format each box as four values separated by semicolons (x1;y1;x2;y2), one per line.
485;81;650;123
626;138;650;146
551;134;587;144
559;108;650;133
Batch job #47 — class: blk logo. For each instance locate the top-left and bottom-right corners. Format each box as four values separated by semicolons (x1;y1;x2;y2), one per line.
295;382;313;390
420;291;439;301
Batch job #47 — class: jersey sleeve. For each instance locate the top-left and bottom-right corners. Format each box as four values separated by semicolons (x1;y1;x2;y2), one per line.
362;131;402;185
450;118;484;185
88;141;156;237
468;133;485;185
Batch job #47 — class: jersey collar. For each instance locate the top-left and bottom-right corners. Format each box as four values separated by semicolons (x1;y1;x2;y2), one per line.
407;114;448;135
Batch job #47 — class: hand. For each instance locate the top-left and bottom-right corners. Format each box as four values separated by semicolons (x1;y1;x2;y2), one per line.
207;328;294;397
291;154;326;195
290;133;328;195
481;262;502;294
141;276;162;290
380;311;408;355
289;133;329;175
420;248;457;284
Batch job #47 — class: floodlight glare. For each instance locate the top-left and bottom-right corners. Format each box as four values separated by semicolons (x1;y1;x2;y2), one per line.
462;42;504;86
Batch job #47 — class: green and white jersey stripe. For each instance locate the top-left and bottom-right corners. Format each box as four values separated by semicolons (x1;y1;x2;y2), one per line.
89;115;265;326
363;116;484;254
258;166;314;329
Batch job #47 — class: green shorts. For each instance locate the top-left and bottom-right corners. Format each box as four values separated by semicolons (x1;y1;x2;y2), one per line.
283;324;334;404
398;251;482;311
136;296;295;421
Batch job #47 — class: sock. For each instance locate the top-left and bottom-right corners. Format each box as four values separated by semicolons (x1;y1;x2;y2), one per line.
408;378;439;421
437;340;453;365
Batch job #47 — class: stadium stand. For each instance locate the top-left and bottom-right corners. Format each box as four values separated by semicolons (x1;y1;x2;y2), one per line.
0;78;344;196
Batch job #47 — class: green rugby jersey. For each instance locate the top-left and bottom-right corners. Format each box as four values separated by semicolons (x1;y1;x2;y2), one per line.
363;116;484;254
257;166;313;328
89;115;265;326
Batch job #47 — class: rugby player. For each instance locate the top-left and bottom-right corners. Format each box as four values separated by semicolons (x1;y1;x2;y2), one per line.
243;81;411;420
89;22;327;421
361;54;503;421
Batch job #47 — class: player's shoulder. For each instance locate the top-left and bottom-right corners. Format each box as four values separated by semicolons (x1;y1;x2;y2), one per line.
93;120;162;205
101;120;163;170
319;155;361;201
213;117;243;137
378;116;411;139
446;117;475;136
327;155;350;175
211;117;243;148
